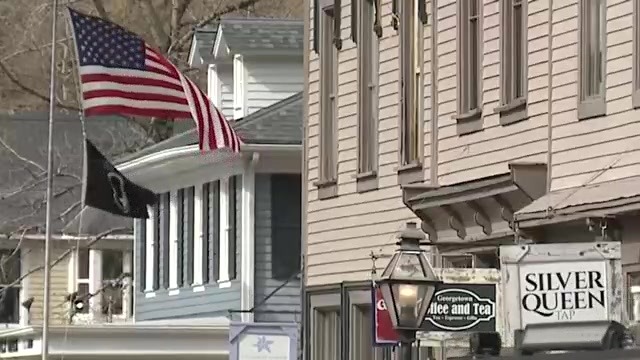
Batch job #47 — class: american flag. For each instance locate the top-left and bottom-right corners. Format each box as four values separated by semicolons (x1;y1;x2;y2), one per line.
67;8;241;153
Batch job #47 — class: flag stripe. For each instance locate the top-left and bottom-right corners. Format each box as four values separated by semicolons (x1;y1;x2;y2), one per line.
84;97;191;112
82;82;186;98
182;75;207;150
80;67;183;87
84;105;192;119
69;8;242;153
84;89;189;105
192;80;217;151
81;74;184;93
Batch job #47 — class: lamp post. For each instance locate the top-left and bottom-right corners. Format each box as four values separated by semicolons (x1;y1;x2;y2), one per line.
377;222;442;360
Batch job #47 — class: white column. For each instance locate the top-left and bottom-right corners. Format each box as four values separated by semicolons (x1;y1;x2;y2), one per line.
240;154;257;322
88;249;103;318
207;64;221;106
193;184;204;286
122;251;133;319
145;206;155;293
19;250;31;326
218;178;230;283
169;191;179;290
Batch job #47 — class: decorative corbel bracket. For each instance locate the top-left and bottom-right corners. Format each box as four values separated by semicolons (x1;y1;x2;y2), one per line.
420;216;437;243
467;201;492;236
443;205;466;240
493;195;514;229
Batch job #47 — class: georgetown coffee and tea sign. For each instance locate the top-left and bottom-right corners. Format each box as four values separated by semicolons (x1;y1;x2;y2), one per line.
421;283;496;332
373;283;496;345
518;261;609;328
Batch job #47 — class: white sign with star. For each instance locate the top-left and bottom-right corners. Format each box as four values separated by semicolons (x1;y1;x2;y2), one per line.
238;334;290;360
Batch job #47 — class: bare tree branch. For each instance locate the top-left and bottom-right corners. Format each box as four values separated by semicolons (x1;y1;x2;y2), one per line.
140;0;170;51
90;0;109;21
0;59;80;111
1;37;72;62
0;134;46;172
170;0;193;46
168;0;263;54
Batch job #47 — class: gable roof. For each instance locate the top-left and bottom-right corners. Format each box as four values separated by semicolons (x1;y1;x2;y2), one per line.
216;17;303;55
188;25;219;66
118;92;303;163
0;112;149;236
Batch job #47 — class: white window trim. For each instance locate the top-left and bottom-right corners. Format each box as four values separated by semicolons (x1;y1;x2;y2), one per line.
70;249;132;323
169;191;179;291
144;206;155;294
207;64;222;107
19;250;29;326
193;183;204;286
218;177;230;284
233;54;246;119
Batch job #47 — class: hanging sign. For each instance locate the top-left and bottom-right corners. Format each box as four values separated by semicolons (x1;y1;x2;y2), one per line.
372;284;400;346
422;283;497;332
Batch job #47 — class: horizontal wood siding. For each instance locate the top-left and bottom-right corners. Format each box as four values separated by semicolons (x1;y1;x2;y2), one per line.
254;174;301;322
549;0;640;191
219;65;234;120
306;0;422;287
134;281;242;321
245;59;304;115
435;0;548;185
28;247;70;325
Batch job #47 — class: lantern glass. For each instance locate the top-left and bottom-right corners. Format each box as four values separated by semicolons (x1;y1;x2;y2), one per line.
378;248;440;330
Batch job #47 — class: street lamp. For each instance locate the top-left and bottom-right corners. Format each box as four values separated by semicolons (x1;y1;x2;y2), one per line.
377;222;442;359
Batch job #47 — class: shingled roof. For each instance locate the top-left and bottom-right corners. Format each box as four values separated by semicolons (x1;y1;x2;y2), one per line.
118;91;303;163
216;17;303;54
0;112;149;236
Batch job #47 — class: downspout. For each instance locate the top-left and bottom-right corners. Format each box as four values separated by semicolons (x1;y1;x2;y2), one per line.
429;0;439;186
301;0;310;356
546;0;553;193
240;152;259;323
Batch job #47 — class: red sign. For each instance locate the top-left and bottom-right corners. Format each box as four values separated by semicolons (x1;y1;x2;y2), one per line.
373;285;400;345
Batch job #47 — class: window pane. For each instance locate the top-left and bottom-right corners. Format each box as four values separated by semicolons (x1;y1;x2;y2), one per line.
77;283;90;314
101;286;123;315
469;16;479;110
0;249;20;285
0;286;19;323
320;10;336;181
78;249;89;279
102;250;123;280
513;1;523;99
628;272;640;322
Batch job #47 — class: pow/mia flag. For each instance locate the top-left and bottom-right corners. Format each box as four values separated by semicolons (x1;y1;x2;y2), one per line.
82;139;157;219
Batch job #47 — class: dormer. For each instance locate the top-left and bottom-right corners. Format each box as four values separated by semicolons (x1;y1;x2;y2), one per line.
188;18;304;120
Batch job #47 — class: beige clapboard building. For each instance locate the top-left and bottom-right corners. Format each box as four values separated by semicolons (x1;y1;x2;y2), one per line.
303;0;640;358
2;236;133;327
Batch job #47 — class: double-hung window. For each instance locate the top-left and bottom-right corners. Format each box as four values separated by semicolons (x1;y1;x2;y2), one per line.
399;0;424;176
456;0;483;134
578;0;606;119
0;249;20;324
74;248;131;318
356;0;380;191
316;4;339;199
634;0;640;107
498;0;527;124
